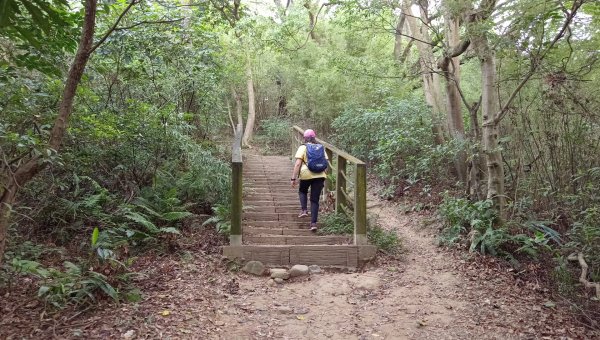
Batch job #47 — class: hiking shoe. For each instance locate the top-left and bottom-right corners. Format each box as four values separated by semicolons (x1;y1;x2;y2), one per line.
298;210;309;218
310;223;317;232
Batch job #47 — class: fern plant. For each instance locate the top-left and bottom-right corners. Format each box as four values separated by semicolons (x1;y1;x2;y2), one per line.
202;204;231;235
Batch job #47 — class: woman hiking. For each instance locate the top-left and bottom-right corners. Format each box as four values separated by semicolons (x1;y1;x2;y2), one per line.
290;129;328;232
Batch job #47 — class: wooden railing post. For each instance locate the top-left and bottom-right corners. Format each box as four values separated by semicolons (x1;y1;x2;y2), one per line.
325;149;333;194
354;163;367;245
336;155;347;214
230;124;243;246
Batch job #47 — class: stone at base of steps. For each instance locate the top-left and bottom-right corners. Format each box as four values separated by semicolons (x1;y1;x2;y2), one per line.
223;245;377;267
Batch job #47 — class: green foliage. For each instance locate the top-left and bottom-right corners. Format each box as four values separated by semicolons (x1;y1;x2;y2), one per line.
332;97;460;184
11;258;124;309
553;257;577;296
319;212;401;253
566;208;600;281
439;194;561;260
368;224;401;254
438;196;496;247
256;118;292;155
202;203;232;235
318;212;353;235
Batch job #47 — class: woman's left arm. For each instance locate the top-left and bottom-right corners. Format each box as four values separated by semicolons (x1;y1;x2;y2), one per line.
291;158;302;187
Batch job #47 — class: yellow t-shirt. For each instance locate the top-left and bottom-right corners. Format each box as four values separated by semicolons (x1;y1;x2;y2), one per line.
295;144;328;180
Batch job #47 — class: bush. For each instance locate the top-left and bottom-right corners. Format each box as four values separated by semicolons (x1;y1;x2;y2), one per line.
256;118;292;155
319;212;401;253
318;212;353;235
439;194;561;261
368;223;401;254
9;258;130;309
332;97;460;184
202;203;232;236
566;208;600;281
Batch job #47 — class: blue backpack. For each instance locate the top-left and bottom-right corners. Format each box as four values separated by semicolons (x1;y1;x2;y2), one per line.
305;143;328;173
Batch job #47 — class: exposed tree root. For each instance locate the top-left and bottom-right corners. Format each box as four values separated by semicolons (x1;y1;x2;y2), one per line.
568;252;600;299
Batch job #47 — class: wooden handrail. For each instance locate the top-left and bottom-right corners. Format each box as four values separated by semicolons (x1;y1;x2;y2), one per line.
292;125;368;245
230;123;243;246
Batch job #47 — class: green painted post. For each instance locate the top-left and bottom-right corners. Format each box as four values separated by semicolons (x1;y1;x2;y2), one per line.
354;163;367;245
230;124;243;246
230;161;242;245
336;155;347;214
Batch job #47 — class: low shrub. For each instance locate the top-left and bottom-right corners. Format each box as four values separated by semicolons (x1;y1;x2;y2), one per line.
256;118;292;155
318;212;401;253
332;97;461;184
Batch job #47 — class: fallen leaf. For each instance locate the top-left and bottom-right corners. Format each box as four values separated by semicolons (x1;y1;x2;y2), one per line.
161;310;171;316
296;315;305;320
543;301;556;308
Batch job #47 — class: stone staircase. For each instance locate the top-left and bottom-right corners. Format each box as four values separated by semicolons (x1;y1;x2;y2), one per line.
223;153;377;267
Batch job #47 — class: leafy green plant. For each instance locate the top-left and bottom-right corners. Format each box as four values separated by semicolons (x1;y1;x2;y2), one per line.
256;118;292;155
318;212;353;235
10;258;123;309
319;212;401;253
566;208;600;281
333;97;460;184
202;203;232;235
368;223;401;254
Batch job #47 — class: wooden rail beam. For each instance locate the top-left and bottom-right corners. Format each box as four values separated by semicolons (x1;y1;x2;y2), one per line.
336;155;347;214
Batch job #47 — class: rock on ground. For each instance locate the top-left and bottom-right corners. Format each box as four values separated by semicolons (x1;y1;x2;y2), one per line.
353;275;380;291
270;268;290;280
242;261;266;276
274;278;285;284
308;265;321;274
289;264;309;277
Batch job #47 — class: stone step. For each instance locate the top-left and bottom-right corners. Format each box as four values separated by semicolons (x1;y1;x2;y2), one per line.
244;235;351;245
243;221;309;228
243;227;318;236
243;206;300;213
223;245;377;267
243;200;299;206
243;212;303;222
244;185;298;191
244;195;299;201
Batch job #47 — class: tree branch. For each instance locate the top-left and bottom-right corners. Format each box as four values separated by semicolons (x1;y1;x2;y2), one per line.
90;0;137;54
494;0;584;125
114;18;184;31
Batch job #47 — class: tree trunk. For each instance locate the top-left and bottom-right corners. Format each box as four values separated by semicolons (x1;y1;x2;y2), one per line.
467;99;484;200
393;12;406;62
402;0;446;144
441;15;467;182
479;45;505;221
0;0;97;265
0;183;17;266
232;86;243;129
242;62;256;147
303;1;318;42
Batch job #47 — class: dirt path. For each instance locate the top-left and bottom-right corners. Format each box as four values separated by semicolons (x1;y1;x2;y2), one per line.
1;194;594;339
207;193;591;339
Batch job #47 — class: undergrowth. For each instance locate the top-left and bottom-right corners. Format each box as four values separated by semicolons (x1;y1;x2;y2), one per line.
319;211;401;254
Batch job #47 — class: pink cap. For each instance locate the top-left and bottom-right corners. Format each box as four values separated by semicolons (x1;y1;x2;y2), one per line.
303;129;316;138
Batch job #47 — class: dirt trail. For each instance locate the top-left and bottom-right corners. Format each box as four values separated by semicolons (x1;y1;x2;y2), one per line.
1;194;594;339
208;193;590;339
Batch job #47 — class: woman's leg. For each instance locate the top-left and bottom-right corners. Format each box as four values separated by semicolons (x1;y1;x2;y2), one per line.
298;180;310;213
309;178;325;224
